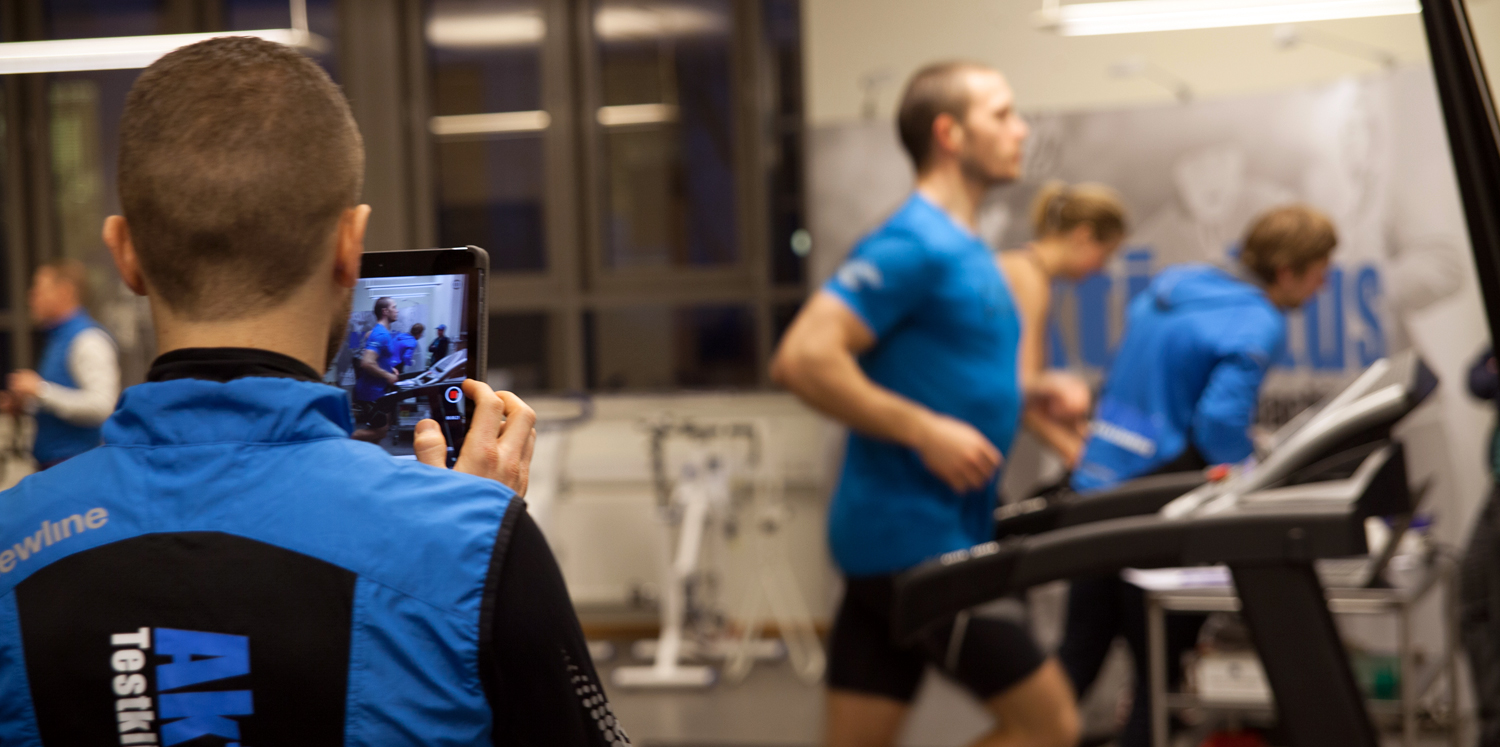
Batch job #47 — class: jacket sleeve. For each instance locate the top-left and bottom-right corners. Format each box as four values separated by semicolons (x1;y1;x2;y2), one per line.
484;502;630;747
36;328;119;427
1190;315;1282;465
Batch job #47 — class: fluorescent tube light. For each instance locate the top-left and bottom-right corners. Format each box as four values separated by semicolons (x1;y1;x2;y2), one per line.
0;28;328;75
1035;0;1420;36
597;103;679;127
430;110;551;138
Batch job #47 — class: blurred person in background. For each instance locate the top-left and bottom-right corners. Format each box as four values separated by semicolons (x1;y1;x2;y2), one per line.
4;259;119;469
1000;181;1128;468
429;322;451;366
773;61;1079;747
397;322;425;372
1059;204;1336;747
1462;346;1500;747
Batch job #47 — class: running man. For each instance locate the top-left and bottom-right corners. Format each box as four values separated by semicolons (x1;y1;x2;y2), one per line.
772;61;1079;747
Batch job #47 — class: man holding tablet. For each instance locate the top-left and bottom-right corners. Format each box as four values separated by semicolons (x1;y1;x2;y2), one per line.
772;61;1078;747
0;36;627;746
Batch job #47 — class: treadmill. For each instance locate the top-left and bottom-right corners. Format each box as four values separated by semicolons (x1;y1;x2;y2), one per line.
894;353;1437;747
992;364;1372;543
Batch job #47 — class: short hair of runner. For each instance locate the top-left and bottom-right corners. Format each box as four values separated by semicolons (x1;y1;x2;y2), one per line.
896;60;996;171
410;323;425;338
118;36;364;321
36;259;91;309
374;297;394;317
1029;181;1128;244
1239;204;1338;285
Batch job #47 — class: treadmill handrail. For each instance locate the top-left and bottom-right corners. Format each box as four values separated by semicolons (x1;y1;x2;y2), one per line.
1163;384;1406;519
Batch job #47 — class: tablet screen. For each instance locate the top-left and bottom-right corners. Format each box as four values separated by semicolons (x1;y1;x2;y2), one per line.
324;273;472;459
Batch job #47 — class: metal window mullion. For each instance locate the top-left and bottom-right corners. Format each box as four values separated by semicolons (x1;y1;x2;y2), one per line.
732;0;773;387
403;0;437;250
547;0;588;391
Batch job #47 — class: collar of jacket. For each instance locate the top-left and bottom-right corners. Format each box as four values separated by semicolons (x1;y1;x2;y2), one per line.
101;377;355;447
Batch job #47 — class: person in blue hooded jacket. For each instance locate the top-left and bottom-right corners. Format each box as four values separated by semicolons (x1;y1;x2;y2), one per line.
1059;204;1336;747
0;36;629;746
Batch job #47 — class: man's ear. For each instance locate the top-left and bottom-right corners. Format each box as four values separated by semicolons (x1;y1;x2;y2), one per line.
103;215;147;296
931;112;964;160
333;204;371;289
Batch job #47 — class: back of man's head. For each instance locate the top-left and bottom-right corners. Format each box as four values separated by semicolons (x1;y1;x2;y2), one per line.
1240;204;1337;284
896;61;994;172
119;36;364;321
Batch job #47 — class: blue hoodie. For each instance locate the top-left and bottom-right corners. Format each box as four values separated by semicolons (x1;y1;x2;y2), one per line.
1072;264;1286;492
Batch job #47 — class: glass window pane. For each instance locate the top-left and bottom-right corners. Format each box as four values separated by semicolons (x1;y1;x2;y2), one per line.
488;311;549;391
587;304;755;390
766;0;807;286
427;0;549;274
593;0;738;270
44;0;161;39
228;0;341;80
428;0;543;115
436;137;546;271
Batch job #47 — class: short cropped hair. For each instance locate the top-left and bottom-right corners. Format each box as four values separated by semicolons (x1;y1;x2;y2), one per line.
410;323;425;338
896;61;992;170
1240;205;1338;285
1030;181;1128;244
374;297;394;317
37;259;91;309
118;36;364;321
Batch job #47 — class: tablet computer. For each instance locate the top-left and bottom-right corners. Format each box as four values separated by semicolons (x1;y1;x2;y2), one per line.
323;246;488;465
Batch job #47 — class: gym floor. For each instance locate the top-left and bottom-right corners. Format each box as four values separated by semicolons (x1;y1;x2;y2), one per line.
602;656;1461;747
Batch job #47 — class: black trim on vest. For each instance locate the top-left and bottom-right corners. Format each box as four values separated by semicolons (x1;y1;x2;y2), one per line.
16;531;354;746
477;497;526;703
148;348;322;383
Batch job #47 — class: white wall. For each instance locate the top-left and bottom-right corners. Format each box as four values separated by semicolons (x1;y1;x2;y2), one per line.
803;0;1432;125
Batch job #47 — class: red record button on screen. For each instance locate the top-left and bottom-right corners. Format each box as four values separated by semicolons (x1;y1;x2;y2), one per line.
445;386;463;404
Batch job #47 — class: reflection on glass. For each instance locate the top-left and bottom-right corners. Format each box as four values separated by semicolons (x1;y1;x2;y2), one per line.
436;137;547;271
593;0;738;270
587;304;755;389
489;312;549;391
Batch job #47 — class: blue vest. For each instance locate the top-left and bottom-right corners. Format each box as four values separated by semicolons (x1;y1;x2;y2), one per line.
33;311;108;465
0;377;515;744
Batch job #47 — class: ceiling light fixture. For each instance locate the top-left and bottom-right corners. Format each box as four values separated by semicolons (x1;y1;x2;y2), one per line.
1035;0;1420;36
0;0;326;75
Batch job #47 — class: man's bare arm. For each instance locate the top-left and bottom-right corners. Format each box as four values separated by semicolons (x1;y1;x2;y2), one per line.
359;349;398;384
770;291;1000;493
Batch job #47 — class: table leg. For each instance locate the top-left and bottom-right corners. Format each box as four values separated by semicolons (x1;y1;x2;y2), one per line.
1149;593;1169;747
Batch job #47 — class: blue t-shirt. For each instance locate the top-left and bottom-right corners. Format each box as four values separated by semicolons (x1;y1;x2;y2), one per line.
1072;264;1286;492
823;194;1023;576
353;324;400;402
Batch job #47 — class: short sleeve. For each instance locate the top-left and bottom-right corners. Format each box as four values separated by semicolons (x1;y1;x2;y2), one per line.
364;327;389;354
822;234;937;339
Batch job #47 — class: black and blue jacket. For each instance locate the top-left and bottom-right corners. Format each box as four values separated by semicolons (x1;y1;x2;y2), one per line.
1073;264;1286;492
0;349;626;746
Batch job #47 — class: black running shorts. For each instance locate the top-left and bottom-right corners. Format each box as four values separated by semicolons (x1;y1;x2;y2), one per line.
826;573;1046;703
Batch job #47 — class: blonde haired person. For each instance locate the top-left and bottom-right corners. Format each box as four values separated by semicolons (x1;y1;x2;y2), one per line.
999;181;1128;466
